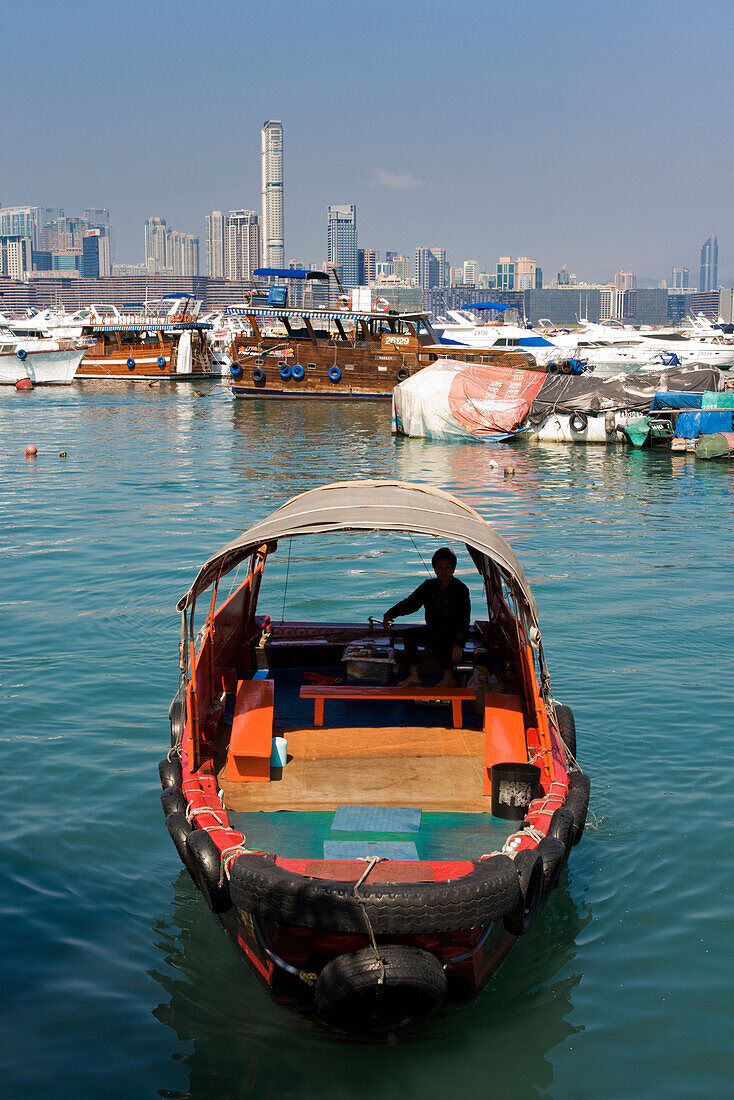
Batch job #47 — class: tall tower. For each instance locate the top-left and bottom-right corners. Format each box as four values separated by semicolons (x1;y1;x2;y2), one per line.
205;211;226;277
327;205;358;286
261;120;284;269
225;211;261;280
699;235;718;292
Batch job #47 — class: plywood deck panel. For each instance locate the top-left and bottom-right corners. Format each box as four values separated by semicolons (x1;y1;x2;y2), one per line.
218;751;489;814
279;725;484;760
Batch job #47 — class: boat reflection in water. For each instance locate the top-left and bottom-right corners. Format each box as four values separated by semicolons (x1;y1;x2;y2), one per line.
151;869;591;1092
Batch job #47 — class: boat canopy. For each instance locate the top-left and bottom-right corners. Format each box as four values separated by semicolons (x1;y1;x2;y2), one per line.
178;479;540;625
461;302;510;311
226;307;374;322
254;268;330;281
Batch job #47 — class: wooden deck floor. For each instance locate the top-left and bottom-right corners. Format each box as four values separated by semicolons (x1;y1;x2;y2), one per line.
217;724;490;813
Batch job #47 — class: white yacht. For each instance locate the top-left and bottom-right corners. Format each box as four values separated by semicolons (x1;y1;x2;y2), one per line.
0;312;86;385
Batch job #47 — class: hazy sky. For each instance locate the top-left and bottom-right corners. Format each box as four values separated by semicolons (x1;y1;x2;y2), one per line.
4;0;733;283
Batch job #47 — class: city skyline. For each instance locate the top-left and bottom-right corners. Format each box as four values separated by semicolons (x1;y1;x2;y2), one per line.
4;1;734;283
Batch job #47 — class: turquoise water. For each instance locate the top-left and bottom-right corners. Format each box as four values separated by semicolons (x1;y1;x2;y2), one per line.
1;379;733;1098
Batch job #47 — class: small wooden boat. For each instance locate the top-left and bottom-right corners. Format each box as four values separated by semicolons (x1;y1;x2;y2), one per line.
159;481;590;1036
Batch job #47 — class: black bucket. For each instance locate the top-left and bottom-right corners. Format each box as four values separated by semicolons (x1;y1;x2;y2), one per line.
491;762;541;820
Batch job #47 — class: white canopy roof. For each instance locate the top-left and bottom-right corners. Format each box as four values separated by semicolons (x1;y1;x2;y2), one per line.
178;480;539;624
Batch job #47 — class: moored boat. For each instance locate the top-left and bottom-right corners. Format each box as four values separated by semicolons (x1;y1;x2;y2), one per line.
159;481;590;1036
0;317;85;385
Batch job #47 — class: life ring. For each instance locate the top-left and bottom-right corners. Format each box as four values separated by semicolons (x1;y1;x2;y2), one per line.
229;363;243;379
252;367;266;385
126;357;136;371
503;848;544;936
374;297;390;312
157;356;166;368
314;946;447;1037
186;829;232;913
396;366;410;381
569;411;588;433
16;348;27;361
337;294;352;309
291;364;304;380
328;366;342;383
279;364;292;380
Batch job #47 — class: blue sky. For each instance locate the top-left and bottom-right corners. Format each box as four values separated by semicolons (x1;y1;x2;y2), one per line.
4;0;733;282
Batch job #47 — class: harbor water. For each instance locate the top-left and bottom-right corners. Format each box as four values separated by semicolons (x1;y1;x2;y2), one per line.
1;380;732;1098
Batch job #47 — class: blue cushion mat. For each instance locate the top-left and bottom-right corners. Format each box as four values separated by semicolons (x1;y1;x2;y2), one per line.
331;805;422;833
323;840;419;861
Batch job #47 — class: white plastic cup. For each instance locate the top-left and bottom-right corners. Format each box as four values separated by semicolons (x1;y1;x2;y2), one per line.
270;736;288;768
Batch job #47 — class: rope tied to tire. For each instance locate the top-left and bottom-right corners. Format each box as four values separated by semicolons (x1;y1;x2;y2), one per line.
353;856;386;984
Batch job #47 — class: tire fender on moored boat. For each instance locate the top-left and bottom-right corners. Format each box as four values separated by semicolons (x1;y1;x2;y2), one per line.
503;848;544;937
158;756;182;790
536;837;566;909
314;945;447;1037
565;771;591;845
186;829;232;913
548;806;575;860
165;811;198;879
160;785;187;818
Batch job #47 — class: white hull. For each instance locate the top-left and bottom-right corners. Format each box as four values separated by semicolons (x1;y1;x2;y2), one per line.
0;348;84;385
530;409;641;444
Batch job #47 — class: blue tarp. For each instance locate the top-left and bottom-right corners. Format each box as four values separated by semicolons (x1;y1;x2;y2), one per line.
674;410;734;439
650;391;704;411
460;302;510;311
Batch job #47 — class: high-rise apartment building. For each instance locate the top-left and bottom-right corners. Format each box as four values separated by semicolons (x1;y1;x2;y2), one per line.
358;248;378;284
671;266;691;289
515;256;542;290
0;206;40;247
699;236;718;292
225;210;261;280
415;247;447;290
168;231;199;276
81;228;111;278
327;204;358;286
614;270;636;292
0;235;33;279
205;211;226;277
261;120;284;269
145;217;168;274
463;260;479;286
496;257;515;291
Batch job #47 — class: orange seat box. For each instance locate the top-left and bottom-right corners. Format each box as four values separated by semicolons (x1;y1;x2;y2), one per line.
226;678;274;782
483;693;527;795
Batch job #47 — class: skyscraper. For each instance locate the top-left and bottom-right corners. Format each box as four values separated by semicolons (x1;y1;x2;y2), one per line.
225;210;261;280
415;247;446;290
699;235;718;292
145;216;168;274
205;211;226;277
81;228;111;278
671;266;690;289
261;120;284;269
327;204;358;286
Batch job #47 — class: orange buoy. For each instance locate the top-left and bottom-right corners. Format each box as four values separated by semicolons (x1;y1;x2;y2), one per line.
16;378;33;391
25;445;37;457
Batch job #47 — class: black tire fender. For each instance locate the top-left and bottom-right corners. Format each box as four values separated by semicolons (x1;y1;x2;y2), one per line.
165;811;198;879
566;771;591;845
548;806;575;860
158;756;182;790
569;411;588;433
169;700;186;749
537;837;566;907
396;366;410;381
229;853;520;933
186;829;232;913
555;703;577;759
314;946;447;1036
161;785;187;818
503;848;544;936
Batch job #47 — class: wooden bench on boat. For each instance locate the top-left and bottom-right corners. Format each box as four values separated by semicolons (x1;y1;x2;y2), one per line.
299;684;476;729
226;678;274;783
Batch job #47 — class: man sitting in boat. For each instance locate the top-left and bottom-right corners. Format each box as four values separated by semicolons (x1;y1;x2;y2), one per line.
383;547;471;687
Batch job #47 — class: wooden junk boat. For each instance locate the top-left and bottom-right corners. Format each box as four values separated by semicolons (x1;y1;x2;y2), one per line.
159;481;591;1036
75;295;213;380
227;269;538;399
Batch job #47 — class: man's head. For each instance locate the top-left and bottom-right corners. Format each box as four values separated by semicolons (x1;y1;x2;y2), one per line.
432;547;457;582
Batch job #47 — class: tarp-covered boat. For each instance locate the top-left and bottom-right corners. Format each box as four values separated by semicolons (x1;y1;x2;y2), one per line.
392;358;725;444
159;481;590;1036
